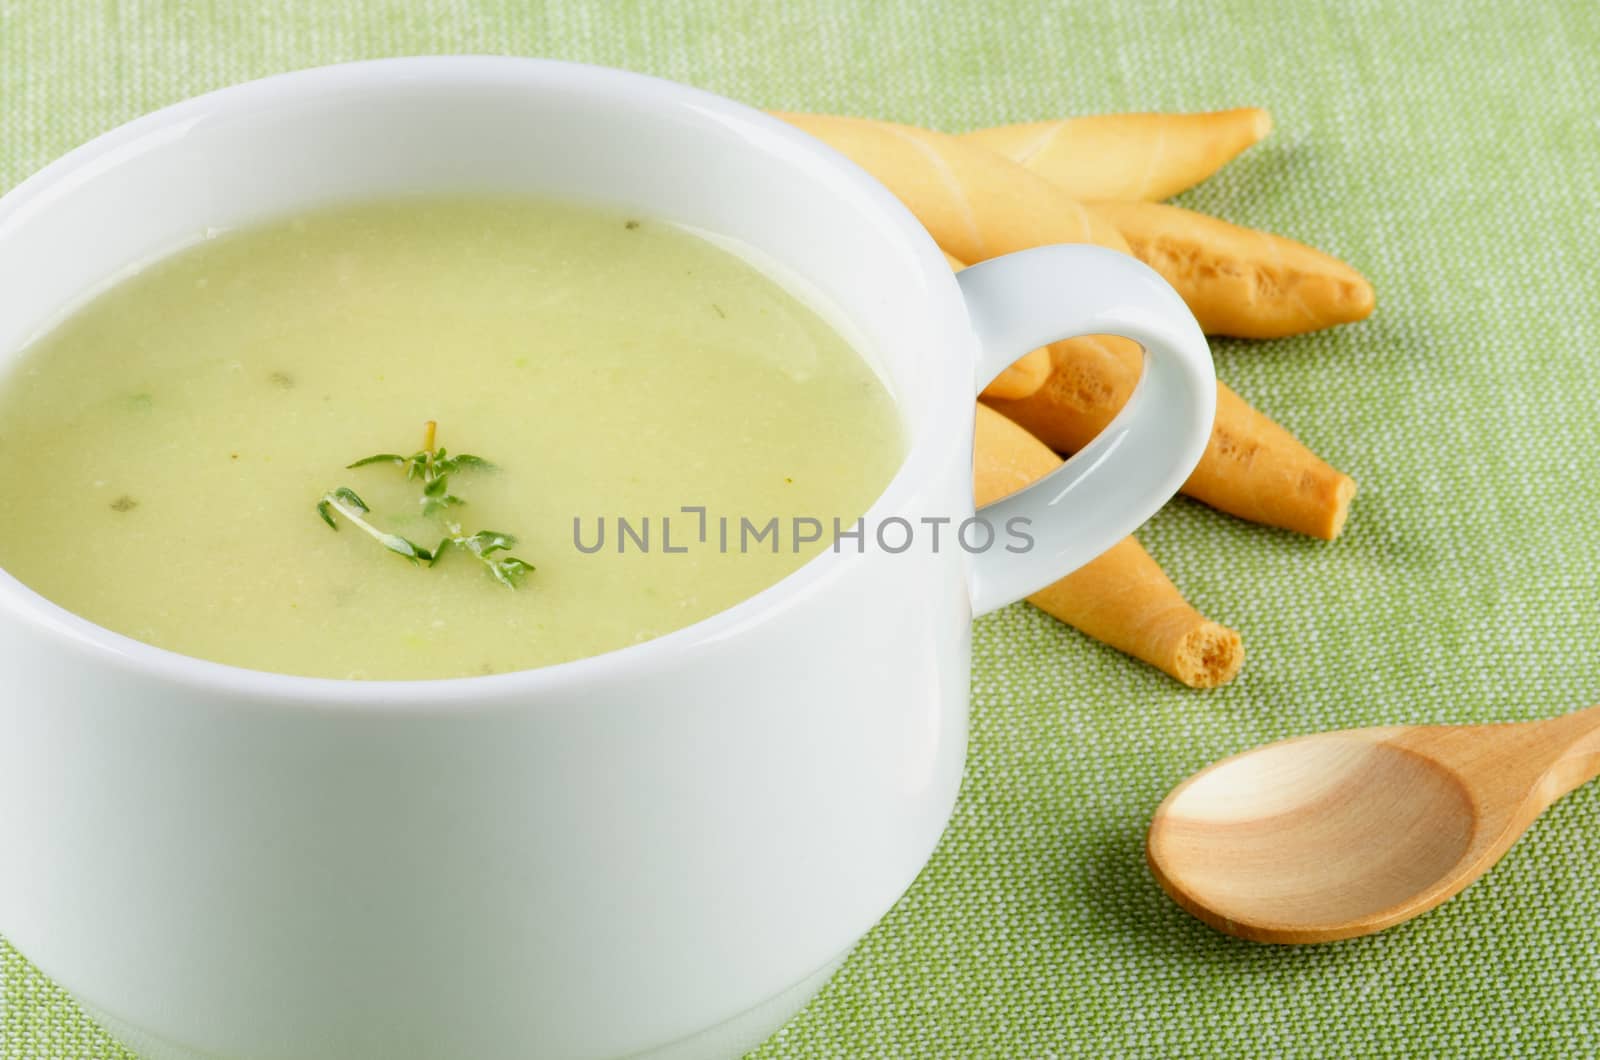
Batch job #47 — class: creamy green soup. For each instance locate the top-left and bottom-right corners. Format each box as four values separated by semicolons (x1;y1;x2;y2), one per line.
0;197;902;679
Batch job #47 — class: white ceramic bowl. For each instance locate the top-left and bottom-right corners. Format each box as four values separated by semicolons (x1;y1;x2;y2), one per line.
0;58;1214;1060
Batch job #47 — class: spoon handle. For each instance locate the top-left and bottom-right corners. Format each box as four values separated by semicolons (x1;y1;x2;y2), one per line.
1391;704;1600;829
1533;703;1600;809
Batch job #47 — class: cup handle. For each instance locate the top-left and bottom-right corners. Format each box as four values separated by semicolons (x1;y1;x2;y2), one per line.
959;244;1216;616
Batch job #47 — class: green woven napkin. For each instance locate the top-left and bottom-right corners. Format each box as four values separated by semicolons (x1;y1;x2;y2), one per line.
4;2;1599;1057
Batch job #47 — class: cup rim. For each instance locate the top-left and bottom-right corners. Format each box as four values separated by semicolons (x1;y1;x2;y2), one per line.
0;55;972;709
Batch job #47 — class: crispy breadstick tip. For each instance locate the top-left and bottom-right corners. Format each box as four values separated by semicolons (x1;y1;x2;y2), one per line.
975;405;1244;687
1023;538;1245;688
964;108;1273;202
1172;621;1247;688
1201;383;1357;539
984;337;1358;539
1091;201;1375;338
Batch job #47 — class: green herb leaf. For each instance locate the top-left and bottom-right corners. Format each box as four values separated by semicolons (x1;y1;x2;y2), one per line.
421;496;465;517
486;555;534;588
468;530;517;554
347;453;406;469
333;487;369;513
380;533;430;563
428;538;452;567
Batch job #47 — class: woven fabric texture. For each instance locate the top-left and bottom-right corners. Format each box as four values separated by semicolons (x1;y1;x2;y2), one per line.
3;1;1599;1057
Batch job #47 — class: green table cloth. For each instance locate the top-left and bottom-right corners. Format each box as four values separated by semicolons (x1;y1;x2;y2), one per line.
3;2;1598;1056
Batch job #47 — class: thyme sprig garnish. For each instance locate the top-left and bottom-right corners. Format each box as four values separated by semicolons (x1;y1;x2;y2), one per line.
316;422;533;588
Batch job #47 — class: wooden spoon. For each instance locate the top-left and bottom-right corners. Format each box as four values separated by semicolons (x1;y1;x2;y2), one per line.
1146;705;1600;944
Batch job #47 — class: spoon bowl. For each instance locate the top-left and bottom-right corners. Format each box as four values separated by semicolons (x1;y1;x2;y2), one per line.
1148;706;1600;943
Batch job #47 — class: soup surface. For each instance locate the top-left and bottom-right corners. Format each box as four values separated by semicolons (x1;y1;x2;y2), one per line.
0;197;902;679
